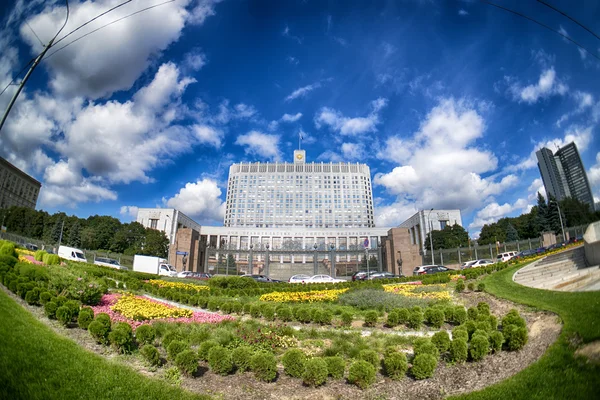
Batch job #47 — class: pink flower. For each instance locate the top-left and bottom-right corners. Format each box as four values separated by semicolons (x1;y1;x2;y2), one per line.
77;277;83;281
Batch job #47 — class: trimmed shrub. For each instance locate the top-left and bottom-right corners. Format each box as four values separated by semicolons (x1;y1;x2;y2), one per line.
0;242;18;258
455;279;465;293
467;307;479;320
489;331;504;353
347;360;376;389
476;302;490;316
431;331;451;353
77;307;94;330
208;346;233;375
411;354;437;380
198;339;219;361
277;306;293;322
303;357;328;387
25;288;40;305
424;308;445;328
56;306;75;326
324;356;345;379
250;304;262;318
467;282;475;291
477;282;486;292
135;324;156;345
39;291;53;305
261;305;275;321
469;334;489;361
294;306;312;323
282;349;307;378
95;313;112;329
88;320;110;344
64;300;81;318
358;349;379;369
232;346;254;372
109;322;135;354
363;310;378;327
489;315;499;330
220;301;233;314
386;310;400;327
452;306;468;325
140;344;161;366
502;309;526;329
407;308;423;329
176;349;199;376
161;330;184;349
42;253;60;265
452;327;469;342
465;320;477;339
383;351;408;380
167;340;189;360
503;324;528;351
314;309;333;325
340;311;353;327
34;250;47;261
231;301;243;314
449;338;468;363
242;303;252;314
250;351;277;382
397;308;410;324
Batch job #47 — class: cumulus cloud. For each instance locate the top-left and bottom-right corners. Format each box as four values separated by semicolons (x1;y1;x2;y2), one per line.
120;205;140;220
373;98;518;227
506;67;568;104
285;82;321;101
164;178;226;223
281;113;302;122
183;48;207;71
315;98;388;136
458;9;469;16
468;199;530;230
588;152;600;202
235;131;281;160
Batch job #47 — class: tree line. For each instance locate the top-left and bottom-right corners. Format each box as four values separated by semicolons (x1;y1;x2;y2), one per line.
0;206;169;258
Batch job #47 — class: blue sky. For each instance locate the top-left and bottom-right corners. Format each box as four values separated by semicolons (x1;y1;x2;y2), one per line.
0;0;599;237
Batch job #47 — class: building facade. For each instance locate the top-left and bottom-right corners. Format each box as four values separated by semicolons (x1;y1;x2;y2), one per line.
136;208;202;244
536;142;594;210
0;157;41;210
398;209;463;254
224;150;375;228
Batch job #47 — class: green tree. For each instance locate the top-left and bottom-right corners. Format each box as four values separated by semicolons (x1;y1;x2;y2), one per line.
142;228;169;258
505;223;519;242
68;222;81;248
560;197;594;227
547;194;562;234
226;254;237;271
535;192;549;233
426;224;469;249
51;217;64;244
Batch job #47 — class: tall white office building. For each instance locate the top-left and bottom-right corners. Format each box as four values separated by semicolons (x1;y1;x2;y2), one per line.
224;150;375;228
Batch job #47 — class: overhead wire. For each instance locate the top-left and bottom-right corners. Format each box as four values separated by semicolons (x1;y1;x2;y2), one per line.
50;0;70;44
25;21;44;47
0;58;36;98
480;0;600;62
536;0;600;42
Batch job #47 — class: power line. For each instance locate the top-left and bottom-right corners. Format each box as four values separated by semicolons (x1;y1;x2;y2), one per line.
51;0;70;43
0;58;36;98
480;0;600;62
25;21;44;47
536;0;600;42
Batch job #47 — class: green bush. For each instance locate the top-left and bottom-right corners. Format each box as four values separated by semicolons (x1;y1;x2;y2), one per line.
198;339;219;361
135;324;156;345
347;360;376;389
0;254;18;267
489;314;498;330
452;326;469;342
452;306;467;324
449;338;468;363
242;303;252;314
502;309;526;329
42;253;61;265
64;300;81;318
313;309;333;325
161;330;184;349
56;306;75;326
109;322;135;354
424;308;445;328
324;356;345;379
282;349;307;378
261;305;275;321
431;331;451;353
303;357;328;387
39;291;53;305
176;349;199;376
140;344;161;366
358;349;379;369
503;324;528;351
167;340;189;360
208;346;233;375
294;306;312;323
34;250;47;261
411;354;437;380
413;338;439;359
340;311;353;326
386;310;400;327
467;307;479;320
25;288;40;305
477;282;486;292
95;313;112;329
277;306;293;322
249;304;262;318
397;308;410;324
208;276;259;289
77;307;94;329
489;331;504;353
88;320;110;344
0;242;18;258
455;279;465;293
219;301;233;314
383;351;408;380
467;282;475;291
469;334;489;361
477;302;490;316
407;308;423;329
465;320;477;339
339;288;431;311
232;346;254;372
250;351;277;382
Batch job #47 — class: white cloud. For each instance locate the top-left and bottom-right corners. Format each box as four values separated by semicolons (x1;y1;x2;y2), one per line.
44;160;81;186
315;98;388;136
588;152;600;202
285;82;321;101
316;150;343;163
286;56;299;65
374;199;419;227
341;143;366;160
508;67;568;104
468;198;530;230
183;48;207;71
458;9;469;16
558;25;569;42
120;206;139;220
192;124;224;148
281;113;302;122
528;178;546;202
235;131;281;160
282;25;302;44
574;91;594;110
164;178;226;223
374;98;518;222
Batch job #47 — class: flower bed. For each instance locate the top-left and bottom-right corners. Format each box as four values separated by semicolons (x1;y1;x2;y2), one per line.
18;255;44;265
90;293;233;328
147;279;210;292
259;288;349;303
450;274;466;281
382;283;451;301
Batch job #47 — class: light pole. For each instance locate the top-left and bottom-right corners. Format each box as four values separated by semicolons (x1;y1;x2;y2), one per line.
427;208;435;264
265;244;270;278
556;201;566;242
313;243;318;275
329;243;335;277
249;244;253;274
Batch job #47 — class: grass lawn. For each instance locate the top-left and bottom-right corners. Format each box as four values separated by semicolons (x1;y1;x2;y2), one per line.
0;289;210;400
452;262;600;400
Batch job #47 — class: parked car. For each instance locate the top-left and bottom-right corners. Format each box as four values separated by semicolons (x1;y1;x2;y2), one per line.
177;271;194;278
568;235;583;244
514;249;537;259
460;260;477;269
58;245;87;263
496;251;517;262
469;259;495;268
535;247;547;254
423;265;452;274
351;271;373;281
368;272;401;280
241;274;282;283
289;274;311;283
187;272;212;280
546;242;566;251
94;257;128;270
306;274;344;283
25;243;39;251
413;265;438;276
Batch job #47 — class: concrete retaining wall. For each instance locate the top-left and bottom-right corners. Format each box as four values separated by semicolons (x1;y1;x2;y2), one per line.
584;221;600;267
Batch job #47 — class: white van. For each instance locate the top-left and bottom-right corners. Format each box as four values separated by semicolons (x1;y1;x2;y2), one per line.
58;246;87;263
497;251;517;262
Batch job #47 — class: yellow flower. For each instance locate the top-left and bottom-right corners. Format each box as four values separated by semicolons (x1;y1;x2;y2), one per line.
260;288;349;303
382;283;451;301
147;279;209;292
111;293;192;320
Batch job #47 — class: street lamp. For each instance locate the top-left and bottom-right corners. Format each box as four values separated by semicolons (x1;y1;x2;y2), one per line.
427;208;435;265
265;243;270;278
556;201;566;242
249;244;254;273
329;243;335;277
313;243;318;275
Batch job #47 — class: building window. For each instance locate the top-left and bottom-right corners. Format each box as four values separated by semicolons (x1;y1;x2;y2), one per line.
440;220;448;230
150;219;158;229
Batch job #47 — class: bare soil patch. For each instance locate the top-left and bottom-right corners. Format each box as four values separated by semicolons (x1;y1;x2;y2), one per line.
575;341;600;365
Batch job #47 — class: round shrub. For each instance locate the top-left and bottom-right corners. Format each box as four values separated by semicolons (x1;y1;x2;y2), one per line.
42;253;60;265
34;250;46;261
467;307;479;320
167;340;189;360
77;307;94;330
261;305;275;321
176;349;199;376
135;324;156;345
469;334;489;361
413;338;439;359
64;300;81;317
250;351;277;382
140;344;161;366
363;310;378;327
383;351;408;380
109;322;134;354
207;298;220;311
431;331;451;353
452;327;469;342
95;313;112;329
242;303;252;314
56;305;74;326
455;279;465;293
231;301;243;314
303;357;328;387
295;306;312;323
407;308;423;329
324;356;345;379
425;308;445;328
397;308;410;324
208;346;233;375
411;354;437;380
39;291;53;305
88;320;110;344
489;315;498;330
502;309;526;329
220;301;233;314
453;306;467;325
277;306;293;322
162;330;184;349
449;338;468;363
250;304;262;318
0;242;18;258
477;282;486;292
24;288;40;305
340;311;353;327
315;309;333;325
489;331;504;353
198;339;219;361
467;282;475;291
282;349;307;378
503;324;528;351
386;310;400;327
464;320;477;339
232;346;254;372
358;349;379;369
477;302;490;316
347;360;376;389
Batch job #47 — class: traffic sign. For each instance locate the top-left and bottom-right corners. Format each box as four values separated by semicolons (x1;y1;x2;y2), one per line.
176;251;188;256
